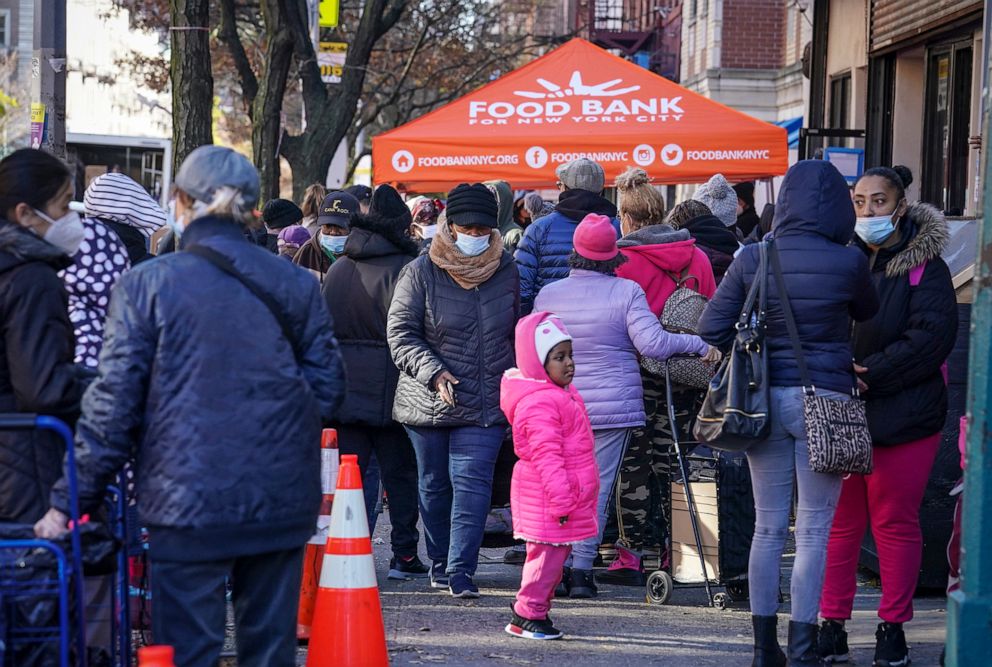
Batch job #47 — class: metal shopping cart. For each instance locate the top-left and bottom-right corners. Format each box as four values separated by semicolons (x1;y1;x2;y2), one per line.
0;415;133;666
0;414;87;666
644;362;755;610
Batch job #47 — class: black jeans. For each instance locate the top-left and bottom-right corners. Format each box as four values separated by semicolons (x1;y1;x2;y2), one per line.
336;422;421;558
150;547;303;667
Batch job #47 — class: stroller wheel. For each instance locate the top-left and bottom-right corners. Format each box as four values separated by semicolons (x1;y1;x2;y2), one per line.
712;592;730;610
646;570;673;605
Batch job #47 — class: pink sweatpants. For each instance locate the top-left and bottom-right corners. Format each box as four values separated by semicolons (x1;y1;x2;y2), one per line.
820;433;941;623
514;542;571;620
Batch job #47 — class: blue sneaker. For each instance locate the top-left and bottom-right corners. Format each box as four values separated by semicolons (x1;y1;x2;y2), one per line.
429;561;449;589
448;572;480;599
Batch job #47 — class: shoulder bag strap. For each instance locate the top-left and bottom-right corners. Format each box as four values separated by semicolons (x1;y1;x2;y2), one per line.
738;242;767;326
185;244;303;364
768;242;813;392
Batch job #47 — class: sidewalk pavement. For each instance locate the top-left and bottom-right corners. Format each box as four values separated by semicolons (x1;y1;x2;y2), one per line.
364;519;947;666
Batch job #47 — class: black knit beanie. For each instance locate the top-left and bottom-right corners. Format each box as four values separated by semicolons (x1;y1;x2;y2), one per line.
262;198;303;229
369;184;412;230
732;181;755;210
445;183;498;229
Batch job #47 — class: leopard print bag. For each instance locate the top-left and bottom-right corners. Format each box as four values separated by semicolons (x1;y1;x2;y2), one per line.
771;244;872;475
640;270;718;389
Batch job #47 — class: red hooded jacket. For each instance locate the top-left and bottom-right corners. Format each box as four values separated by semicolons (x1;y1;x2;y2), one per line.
616;225;717;316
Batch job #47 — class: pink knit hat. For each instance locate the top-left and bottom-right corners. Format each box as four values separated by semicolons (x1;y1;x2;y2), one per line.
573;213;618;261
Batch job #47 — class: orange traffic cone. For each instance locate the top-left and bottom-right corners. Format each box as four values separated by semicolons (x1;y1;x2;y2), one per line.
298;428;339;642
306;454;389;667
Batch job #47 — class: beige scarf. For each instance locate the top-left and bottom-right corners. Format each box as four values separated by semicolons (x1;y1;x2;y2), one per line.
429;223;505;290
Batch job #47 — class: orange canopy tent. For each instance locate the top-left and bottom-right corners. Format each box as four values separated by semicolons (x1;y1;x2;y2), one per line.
372;39;788;193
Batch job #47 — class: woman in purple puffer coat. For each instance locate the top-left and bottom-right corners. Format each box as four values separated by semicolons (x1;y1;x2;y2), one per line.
534;213;720;599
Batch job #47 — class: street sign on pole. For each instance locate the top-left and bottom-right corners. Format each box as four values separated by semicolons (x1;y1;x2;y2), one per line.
319;0;339;27
318;42;347;85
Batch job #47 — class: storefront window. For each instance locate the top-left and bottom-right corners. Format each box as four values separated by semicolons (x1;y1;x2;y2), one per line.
923;41;972;214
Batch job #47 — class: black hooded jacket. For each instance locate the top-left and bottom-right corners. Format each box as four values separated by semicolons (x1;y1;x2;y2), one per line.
0;221;88;523
681;213;740;283
699;161;880;394
853;203;958;445
322;214;419;426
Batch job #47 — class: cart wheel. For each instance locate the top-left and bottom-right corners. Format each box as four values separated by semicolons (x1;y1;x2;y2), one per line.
726;581;749;601
646;571;674;605
713;592;730;610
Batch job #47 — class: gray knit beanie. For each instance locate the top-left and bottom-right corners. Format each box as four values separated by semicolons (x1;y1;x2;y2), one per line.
692;174;738;228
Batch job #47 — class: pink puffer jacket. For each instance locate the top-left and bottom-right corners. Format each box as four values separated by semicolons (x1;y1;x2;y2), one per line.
500;312;600;545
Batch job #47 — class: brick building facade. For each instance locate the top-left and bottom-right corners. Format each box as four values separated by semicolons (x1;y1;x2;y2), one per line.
680;0;811;123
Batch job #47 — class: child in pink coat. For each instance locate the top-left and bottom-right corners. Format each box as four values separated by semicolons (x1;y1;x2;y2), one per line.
500;311;600;640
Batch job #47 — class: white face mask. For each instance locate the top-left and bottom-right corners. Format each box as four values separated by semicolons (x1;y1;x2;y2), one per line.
454;232;491;257
166;199;185;238
415;223;438;239
36;209;85;256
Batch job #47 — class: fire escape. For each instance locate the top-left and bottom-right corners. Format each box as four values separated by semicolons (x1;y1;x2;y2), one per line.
586;0;680;81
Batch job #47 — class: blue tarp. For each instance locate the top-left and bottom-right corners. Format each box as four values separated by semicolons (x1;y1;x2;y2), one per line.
776;117;802;149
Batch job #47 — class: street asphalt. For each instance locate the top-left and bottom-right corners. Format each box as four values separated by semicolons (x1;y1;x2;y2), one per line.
304;515;947;666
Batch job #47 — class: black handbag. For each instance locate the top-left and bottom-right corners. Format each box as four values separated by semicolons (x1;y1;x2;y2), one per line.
770;244;873;475
692;242;770;451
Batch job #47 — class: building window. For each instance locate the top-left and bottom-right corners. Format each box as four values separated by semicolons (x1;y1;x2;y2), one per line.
923;40;973;214
0;10;11;49
828;73;851;146
829;74;851;129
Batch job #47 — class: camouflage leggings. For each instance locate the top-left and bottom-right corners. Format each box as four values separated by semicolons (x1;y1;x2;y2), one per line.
608;369;699;551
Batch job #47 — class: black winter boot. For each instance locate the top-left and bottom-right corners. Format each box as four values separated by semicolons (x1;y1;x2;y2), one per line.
751;615;786;667
788;621;826;666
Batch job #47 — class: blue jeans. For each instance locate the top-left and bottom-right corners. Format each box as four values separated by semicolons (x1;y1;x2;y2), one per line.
405;425;505;576
570;427;633;570
746;387;845;624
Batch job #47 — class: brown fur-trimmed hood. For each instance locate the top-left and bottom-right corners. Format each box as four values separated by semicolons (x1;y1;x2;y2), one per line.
885;202;948;278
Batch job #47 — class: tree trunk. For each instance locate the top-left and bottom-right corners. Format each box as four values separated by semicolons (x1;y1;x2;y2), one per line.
281;0;407;199
170;0;214;176
252;22;294;202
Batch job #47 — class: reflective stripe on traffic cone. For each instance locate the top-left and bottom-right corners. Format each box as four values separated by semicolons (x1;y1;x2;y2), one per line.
306;454;389;667
298;429;339;642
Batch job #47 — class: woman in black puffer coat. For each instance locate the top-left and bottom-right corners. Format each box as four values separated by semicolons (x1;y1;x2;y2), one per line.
388;183;518;598
0;149;89;524
323;185;428;581
818;167;957;667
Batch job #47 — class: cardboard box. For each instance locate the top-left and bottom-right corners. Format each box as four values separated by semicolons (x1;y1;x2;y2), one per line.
671;481;721;583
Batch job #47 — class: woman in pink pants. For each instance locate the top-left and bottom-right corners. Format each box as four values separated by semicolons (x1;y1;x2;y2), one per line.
819;166;958;667
500;312;599;640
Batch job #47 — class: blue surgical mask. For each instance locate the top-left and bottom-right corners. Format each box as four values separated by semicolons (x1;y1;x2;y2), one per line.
454;232;491;257
854;214;897;245
320;233;348;255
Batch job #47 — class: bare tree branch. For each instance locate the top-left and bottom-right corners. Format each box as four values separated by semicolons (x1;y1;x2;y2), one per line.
218;0;259;108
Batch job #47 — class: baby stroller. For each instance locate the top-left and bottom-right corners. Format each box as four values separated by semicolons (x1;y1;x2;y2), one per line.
644;361;755;609
0;414;132;666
